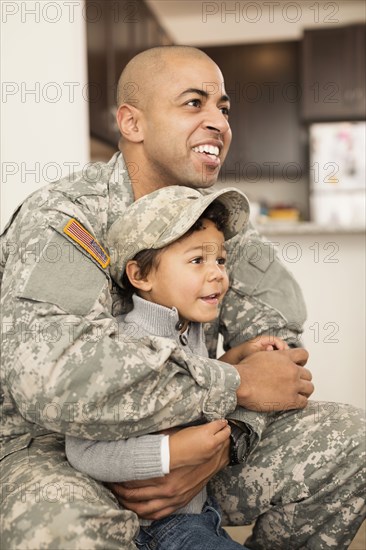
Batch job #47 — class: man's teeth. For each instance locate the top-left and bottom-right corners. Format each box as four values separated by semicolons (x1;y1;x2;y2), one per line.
193;145;219;156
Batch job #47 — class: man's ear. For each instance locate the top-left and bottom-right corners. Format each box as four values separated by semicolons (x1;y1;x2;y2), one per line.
116;104;144;143
125;260;152;291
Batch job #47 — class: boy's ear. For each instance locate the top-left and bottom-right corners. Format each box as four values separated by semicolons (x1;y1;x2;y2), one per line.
125;260;152;291
116;104;144;143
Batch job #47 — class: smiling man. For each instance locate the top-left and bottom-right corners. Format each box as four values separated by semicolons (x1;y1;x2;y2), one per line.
1;46;365;549
116;47;232;196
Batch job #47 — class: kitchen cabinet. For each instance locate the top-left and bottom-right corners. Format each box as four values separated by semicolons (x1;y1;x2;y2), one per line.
301;24;366;121
86;0;172;145
203;42;306;181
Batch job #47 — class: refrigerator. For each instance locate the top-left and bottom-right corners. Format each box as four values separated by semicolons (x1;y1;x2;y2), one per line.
309;122;366;227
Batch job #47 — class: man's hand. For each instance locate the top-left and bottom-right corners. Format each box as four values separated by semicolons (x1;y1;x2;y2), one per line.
235;348;313;411
108;437;230;520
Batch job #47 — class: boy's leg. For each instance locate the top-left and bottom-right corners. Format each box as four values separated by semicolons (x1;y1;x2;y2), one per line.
135;498;249;550
209;401;365;550
1;434;139;550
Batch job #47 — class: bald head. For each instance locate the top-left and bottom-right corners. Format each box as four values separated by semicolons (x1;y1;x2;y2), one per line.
116;46;214;109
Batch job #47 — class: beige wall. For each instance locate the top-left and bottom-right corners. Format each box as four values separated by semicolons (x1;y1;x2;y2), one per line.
1;0;90;230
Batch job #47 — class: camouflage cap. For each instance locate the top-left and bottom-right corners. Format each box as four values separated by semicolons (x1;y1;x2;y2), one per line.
107;186;250;287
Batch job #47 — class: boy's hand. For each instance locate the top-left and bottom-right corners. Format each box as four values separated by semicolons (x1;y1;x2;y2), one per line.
219;335;289;364
168;419;231;470
108;438;230;520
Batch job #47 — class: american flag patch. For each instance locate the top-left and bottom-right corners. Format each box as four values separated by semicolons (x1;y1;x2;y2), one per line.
64;219;110;269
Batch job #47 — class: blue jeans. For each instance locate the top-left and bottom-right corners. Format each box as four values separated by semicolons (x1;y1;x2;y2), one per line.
135;497;249;550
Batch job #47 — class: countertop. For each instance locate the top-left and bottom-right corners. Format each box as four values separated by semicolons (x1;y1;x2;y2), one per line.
255;221;365;235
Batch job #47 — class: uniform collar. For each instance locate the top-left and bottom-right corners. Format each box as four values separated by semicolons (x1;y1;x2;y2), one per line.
107;152;135;231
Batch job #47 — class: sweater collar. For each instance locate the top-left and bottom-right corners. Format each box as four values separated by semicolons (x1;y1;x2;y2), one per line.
127;295;187;338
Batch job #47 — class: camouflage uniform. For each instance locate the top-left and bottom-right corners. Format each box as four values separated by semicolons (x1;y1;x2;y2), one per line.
1;152;364;549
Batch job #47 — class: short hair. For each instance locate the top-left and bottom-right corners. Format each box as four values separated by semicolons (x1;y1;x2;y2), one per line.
116;46;212;107
121;199;229;298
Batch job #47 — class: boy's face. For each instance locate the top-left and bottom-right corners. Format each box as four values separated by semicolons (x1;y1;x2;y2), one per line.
143;219;229;326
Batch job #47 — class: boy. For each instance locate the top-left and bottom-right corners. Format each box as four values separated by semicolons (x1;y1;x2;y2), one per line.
66;186;287;550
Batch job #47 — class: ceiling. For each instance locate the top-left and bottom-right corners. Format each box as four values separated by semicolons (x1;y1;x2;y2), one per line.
146;0;365;46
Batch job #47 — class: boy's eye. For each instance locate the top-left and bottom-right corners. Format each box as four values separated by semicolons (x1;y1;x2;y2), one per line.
217;257;227;265
191;257;203;264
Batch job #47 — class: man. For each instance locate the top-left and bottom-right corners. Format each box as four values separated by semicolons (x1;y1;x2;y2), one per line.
1;46;364;549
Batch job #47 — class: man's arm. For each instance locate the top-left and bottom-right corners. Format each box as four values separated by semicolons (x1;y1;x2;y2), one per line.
1;205;240;441
2;204;311;443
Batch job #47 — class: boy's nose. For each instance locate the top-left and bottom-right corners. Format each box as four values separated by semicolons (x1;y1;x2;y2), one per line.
207;263;225;281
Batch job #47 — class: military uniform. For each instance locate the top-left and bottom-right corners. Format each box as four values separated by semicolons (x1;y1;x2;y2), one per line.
1;153;365;549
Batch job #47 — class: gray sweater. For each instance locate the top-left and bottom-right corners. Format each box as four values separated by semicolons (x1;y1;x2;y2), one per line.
66;295;208;517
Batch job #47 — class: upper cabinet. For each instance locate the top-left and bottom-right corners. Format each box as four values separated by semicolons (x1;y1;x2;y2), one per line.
87;0;173;145
301;24;366;121
203;42;305;180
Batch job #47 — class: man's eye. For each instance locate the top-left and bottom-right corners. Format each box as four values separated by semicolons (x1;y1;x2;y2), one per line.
186;99;201;108
220;106;230;116
217;257;227;265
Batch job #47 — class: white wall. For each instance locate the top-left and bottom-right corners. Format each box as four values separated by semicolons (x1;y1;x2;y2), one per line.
264;232;366;410
1;0;90;230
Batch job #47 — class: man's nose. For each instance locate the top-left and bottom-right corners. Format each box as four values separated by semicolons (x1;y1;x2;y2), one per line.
203;107;230;135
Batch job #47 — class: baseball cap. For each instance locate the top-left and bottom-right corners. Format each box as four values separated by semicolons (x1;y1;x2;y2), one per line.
108;186;250;288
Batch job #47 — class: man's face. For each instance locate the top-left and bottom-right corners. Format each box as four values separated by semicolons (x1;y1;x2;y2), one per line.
144;220;229;327
139;57;232;189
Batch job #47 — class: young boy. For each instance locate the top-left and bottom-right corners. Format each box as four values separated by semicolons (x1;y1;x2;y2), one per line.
66;186;287;550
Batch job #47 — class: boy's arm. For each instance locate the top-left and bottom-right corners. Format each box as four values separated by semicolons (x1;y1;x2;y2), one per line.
65;434;167;482
219;335;289;364
65;420;231;482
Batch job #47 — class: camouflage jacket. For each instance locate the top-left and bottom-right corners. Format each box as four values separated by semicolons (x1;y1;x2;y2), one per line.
0;152;306;460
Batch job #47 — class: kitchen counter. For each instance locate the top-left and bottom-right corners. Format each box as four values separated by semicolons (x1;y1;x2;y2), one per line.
255;221;365;235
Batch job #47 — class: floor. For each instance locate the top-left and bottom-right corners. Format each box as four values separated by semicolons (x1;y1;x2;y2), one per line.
224;521;366;548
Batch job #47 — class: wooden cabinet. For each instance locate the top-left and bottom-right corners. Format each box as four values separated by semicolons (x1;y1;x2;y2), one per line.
86;0;173;145
301;25;366;121
203;42;305;180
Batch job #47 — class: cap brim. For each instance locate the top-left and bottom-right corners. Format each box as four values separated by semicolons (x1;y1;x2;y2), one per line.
154;187;250;247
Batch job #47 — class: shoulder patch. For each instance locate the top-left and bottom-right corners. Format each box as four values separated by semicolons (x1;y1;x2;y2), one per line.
64;218;110;268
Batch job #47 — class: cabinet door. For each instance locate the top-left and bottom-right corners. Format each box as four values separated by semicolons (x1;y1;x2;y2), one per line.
301;25;366;121
87;0;173;146
204;43;305;181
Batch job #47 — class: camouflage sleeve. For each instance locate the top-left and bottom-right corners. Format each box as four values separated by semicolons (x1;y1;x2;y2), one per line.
2;208;240;441
209;223;307;356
